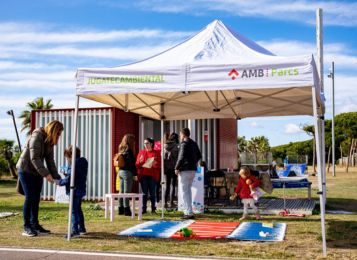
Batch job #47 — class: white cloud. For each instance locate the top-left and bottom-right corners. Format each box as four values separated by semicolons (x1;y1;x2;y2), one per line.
285;123;305;134
0;26;193;44
0;71;75;81
0;118;12;127
259;41;357;71
134;0;357;27
323;74;357;116
0;61;67;70
250;121;263;128
0;43;175;61
338;103;357;113
0;80;74;91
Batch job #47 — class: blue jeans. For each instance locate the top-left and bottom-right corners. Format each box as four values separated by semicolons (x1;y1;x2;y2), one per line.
178;171;196;215
72;194;85;233
119;170;133;207
18;170;43;228
140;175;157;211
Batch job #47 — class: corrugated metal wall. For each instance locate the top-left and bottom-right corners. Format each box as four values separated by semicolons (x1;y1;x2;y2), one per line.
34;109;112;200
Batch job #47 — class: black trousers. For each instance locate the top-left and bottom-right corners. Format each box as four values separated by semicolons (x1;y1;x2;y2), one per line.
18;170;43;228
164;170;177;205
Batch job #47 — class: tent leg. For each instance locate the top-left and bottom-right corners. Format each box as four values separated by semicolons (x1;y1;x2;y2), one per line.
312;87;327;257
67;95;80;241
161;119;165;219
321;118;326;205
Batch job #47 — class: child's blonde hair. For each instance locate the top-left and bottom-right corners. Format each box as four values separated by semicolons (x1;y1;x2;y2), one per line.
239;166;251;178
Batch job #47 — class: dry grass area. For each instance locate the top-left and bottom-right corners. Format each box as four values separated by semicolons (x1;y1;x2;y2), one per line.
0;167;356;259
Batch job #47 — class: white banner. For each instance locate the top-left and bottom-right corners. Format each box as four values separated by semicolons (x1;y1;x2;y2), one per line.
178;167;204;214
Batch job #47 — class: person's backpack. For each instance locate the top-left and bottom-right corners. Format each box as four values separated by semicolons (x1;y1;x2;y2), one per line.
164;149;176;172
113;153;125;168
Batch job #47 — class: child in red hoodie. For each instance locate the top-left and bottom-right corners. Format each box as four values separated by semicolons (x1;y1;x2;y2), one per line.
230;166;261;220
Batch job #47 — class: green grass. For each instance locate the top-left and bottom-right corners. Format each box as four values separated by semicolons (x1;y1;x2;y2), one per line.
0;168;357;259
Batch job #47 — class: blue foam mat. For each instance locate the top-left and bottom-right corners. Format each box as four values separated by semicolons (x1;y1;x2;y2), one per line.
118;220;194;238
227;222;286;241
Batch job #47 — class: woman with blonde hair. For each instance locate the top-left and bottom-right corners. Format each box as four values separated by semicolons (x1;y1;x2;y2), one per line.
16;120;64;237
113;134;137;216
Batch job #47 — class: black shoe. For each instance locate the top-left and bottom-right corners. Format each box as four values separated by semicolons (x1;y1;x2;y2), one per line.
181;215;195;220
124;207;132;216
118;206;124;215
151;207;157;214
79;228;87;235
142;208;147;214
32;224;50;234
22;227;37;237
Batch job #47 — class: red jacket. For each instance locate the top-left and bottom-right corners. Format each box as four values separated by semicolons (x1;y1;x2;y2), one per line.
234;175;260;199
135;149;161;182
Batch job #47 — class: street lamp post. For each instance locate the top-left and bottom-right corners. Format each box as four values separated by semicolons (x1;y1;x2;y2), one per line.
6;110;22;153
328;62;335;177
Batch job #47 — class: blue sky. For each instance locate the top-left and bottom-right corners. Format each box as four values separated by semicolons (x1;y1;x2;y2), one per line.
1;0;357;147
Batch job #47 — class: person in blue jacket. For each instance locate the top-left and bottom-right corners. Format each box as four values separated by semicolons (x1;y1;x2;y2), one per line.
58;146;88;237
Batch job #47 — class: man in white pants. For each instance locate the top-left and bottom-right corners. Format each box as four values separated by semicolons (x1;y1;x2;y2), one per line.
175;128;202;219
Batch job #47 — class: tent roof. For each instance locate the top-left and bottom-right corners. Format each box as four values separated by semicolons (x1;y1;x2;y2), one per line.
76;20;324;120
117;19;276;67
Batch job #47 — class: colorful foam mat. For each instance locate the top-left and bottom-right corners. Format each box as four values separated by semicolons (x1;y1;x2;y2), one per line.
171;221;240;239
118;220;194;238
226;222;286;241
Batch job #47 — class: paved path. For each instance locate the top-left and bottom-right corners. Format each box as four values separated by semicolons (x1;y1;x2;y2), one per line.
0;248;246;260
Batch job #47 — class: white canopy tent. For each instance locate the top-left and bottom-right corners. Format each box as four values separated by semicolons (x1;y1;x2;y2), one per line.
70;20;327;255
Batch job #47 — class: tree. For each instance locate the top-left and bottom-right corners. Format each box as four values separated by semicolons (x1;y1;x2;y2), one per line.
237;136;247;153
246;136;270;163
334;112;357;172
19;97;53;136
0;139;19;179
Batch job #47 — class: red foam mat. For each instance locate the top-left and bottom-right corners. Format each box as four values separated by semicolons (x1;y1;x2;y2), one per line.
171;221;240;239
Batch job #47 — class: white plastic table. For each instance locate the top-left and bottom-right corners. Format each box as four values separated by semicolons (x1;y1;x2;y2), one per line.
104;193;143;222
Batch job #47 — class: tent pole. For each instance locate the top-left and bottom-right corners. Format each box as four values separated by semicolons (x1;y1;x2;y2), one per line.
67;95;80;241
312;87;327;257
321;117;326;205
161;119;165;219
317;7;326;206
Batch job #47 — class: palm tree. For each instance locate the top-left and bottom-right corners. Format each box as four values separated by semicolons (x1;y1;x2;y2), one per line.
237;136;247;153
256;136;270;162
247;137;260;164
237;136;248;168
19;97;53;136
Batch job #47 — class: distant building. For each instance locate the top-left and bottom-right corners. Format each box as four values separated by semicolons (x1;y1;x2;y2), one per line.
32;107;237;200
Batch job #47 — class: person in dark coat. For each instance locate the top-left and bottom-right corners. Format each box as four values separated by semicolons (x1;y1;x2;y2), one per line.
16;120;63;237
175;128;202;219
163;133;179;209
58;146;88;237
